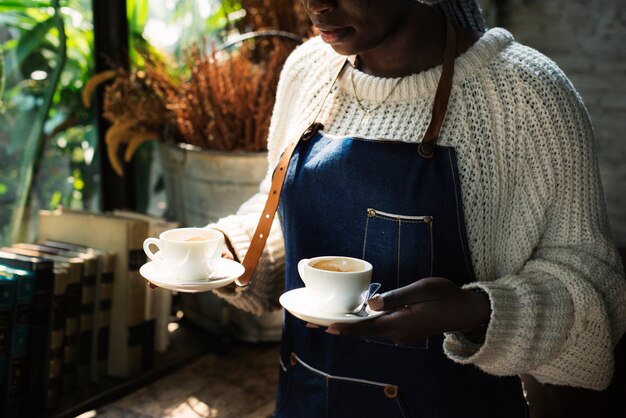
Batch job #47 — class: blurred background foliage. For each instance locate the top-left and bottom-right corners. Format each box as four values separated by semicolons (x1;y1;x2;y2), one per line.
0;0;307;245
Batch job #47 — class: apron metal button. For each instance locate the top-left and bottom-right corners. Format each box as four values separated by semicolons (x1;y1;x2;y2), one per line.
290;352;297;367
384;385;398;399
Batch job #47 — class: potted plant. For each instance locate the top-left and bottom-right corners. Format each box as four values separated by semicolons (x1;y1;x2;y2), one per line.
84;32;301;226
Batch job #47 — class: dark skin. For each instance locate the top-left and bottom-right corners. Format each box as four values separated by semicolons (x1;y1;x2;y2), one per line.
300;0;491;342
218;1;491;345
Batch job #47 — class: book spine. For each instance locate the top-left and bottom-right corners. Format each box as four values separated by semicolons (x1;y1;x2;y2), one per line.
124;248;147;377
2;272;34;418
0;275;16;413
63;272;80;391
46;268;68;409
26;267;54;417
78;269;95;386
97;262;113;378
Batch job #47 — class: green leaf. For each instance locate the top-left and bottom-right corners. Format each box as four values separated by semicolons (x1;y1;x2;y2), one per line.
15;17;55;66
0;0;52;9
0;12;37;30
127;0;148;33
0;50;5;100
49;190;62;208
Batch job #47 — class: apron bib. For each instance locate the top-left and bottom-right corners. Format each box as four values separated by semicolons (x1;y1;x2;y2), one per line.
272;22;529;418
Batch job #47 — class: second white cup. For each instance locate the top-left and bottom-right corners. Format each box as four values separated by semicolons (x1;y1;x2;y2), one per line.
298;256;372;314
143;227;224;281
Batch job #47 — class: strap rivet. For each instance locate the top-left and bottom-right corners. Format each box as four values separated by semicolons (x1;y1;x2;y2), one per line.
418;143;435;158
302;122;324;141
384;385;398;399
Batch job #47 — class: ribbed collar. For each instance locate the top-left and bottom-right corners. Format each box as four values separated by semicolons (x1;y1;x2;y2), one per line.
326;28;515;102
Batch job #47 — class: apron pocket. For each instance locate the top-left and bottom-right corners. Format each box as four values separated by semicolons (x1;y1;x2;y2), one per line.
362;207;433;288
279;352;410;418
361;207;433;350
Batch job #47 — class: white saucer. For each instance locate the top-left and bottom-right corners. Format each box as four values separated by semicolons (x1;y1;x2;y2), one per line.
139;258;245;293
279;288;385;327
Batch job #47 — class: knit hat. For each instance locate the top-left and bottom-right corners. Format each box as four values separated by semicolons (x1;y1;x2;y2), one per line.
417;0;486;32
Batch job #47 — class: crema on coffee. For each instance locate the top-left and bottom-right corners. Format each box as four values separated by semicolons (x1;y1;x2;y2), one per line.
312;258;364;273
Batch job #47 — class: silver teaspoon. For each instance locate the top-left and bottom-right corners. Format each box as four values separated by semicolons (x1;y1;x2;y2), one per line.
353;282;382;317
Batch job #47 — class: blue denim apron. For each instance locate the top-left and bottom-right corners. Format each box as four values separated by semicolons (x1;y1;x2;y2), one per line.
273;24;529;418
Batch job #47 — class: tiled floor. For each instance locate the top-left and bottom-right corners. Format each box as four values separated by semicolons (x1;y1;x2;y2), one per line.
92;342;281;418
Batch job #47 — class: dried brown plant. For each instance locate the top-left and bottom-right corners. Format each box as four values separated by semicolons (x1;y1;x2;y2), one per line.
102;69;170;133
100;37;295;153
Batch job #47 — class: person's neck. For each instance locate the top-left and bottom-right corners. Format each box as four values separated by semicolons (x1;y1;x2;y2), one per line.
356;2;482;78
356;5;447;78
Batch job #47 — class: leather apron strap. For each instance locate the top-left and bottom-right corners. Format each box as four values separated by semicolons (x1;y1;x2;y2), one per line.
236;62;347;286
418;20;457;158
237;22;458;286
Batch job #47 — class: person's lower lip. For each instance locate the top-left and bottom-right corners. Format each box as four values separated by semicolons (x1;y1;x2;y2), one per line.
319;28;350;44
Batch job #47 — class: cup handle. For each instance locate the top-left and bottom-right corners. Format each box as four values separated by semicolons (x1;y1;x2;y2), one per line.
297;258;309;285
143;238;166;266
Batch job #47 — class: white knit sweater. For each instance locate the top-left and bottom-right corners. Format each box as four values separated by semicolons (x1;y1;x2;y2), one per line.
211;29;626;390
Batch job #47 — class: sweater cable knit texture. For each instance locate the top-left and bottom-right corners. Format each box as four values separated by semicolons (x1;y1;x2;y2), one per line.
210;29;626;390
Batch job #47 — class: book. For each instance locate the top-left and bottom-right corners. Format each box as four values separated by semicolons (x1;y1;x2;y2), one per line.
26;251;82;393
39;208;149;378
0;269;17;414
113;210;179;353
0;262;38;418
8;244;87;389
1;247;70;410
40;240;116;382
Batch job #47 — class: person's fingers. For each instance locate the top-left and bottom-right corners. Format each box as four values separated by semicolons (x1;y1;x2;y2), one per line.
372;279;445;311
372;281;424;310
147;281;157;290
221;249;234;260
368;295;385;311
306;323;321;329
327;310;403;337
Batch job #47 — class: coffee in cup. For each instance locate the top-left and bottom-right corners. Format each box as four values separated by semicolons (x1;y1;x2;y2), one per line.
311;258;364;272
143;227;224;281
298;256;372;314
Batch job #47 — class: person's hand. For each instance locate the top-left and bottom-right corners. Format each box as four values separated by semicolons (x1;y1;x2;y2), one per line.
221;247;235;260
221;237;238;262
325;277;491;346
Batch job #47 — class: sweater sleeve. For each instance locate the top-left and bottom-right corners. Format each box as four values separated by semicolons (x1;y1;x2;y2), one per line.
443;63;626;390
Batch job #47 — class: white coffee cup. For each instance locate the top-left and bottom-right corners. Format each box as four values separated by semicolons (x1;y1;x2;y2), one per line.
297;256;372;314
143;227;224;281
